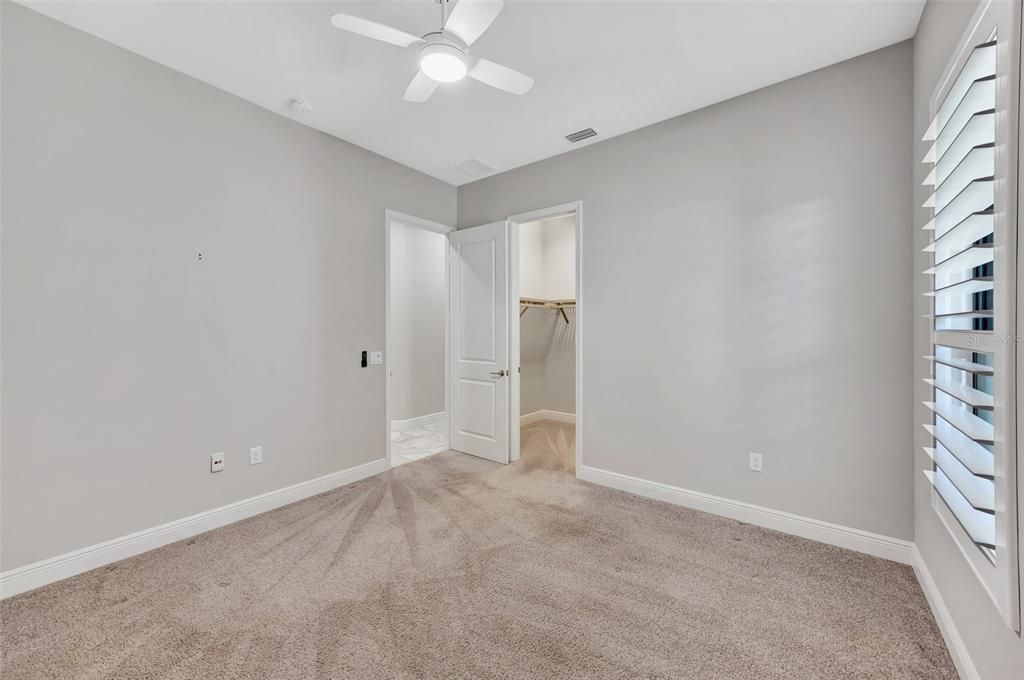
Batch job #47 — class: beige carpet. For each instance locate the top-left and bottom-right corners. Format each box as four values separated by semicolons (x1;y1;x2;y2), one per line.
520;419;576;473
1;431;954;679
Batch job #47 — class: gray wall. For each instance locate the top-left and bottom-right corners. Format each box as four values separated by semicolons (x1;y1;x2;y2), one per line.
389;221;447;422
1;4;456;571
461;41;915;540
912;1;1024;677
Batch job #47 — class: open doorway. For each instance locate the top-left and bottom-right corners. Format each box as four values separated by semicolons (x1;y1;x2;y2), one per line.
510;204;581;474
385;211;454;468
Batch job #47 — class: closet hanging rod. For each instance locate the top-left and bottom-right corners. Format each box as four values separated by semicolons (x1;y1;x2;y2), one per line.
519;298;575;324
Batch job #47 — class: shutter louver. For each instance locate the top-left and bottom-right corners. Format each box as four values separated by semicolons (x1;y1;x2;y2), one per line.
921;37;998;558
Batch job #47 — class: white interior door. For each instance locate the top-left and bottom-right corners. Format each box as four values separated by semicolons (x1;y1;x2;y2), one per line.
449;221;509;464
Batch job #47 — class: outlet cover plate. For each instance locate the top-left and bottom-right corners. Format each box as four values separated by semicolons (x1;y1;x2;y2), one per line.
749;452;764;472
211;452;225;473
250;446;263;465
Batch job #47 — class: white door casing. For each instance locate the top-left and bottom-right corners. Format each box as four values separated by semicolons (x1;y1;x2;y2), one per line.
448;221;510;464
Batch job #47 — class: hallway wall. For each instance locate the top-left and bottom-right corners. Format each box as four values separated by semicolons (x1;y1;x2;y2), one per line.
389;222;447;422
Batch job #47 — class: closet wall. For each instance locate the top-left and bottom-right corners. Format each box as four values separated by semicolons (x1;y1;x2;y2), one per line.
519;216;576;416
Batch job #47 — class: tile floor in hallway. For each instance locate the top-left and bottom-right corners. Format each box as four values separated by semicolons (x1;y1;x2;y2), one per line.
391;414;448;466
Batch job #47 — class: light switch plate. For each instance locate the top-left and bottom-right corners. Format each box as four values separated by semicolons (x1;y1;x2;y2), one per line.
369;351;383;365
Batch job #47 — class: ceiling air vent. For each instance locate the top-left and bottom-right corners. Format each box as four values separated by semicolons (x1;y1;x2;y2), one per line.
565;128;597;143
455;159;494;177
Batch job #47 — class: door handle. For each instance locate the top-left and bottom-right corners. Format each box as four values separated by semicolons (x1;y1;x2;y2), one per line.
490;369;507;378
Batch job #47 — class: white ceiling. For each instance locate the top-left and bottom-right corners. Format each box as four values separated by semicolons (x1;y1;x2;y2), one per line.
21;1;925;186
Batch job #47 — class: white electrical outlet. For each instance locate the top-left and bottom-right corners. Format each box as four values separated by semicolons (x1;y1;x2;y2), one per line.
369;350;383;365
749;452;764;473
249;446;263;465
211;452;225;473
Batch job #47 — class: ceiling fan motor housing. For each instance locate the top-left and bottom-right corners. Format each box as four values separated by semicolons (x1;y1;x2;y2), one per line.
418;32;469;82
329;3;534;101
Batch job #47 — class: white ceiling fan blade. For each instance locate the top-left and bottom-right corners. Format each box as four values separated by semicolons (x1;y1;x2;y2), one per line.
469;58;534;95
404;70;440;102
330;13;424;48
444;0;504;47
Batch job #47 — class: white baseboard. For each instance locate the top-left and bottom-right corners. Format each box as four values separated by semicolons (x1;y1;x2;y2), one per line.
578;465;913;565
0;458;388;599
391;411;445;432
521;410;576;426
911;545;979;680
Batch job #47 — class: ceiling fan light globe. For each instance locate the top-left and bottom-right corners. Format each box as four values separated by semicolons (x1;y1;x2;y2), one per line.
419;44;467;83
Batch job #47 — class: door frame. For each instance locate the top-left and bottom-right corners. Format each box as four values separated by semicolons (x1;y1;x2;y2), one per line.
507;201;583;475
384;209;455;468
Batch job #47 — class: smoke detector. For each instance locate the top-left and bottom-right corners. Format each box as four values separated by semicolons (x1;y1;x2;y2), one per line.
288;98;313;113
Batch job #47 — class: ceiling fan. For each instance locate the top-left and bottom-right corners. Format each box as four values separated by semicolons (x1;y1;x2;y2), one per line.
330;0;534;102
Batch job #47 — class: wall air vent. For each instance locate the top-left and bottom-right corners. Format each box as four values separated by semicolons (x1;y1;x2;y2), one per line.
565;128;597;143
455;159;494;177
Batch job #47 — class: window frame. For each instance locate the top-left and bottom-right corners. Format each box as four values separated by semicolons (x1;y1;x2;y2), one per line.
924;0;1021;631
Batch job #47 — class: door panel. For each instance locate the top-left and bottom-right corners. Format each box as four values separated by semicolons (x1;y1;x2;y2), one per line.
457;378;496;438
458;239;496;362
449;222;509;463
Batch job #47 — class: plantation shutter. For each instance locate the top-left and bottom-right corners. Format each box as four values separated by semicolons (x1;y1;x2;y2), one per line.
921;38;998;553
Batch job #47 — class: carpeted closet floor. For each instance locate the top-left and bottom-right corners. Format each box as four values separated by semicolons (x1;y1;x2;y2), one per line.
1;431;954;679
520;419;576;474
